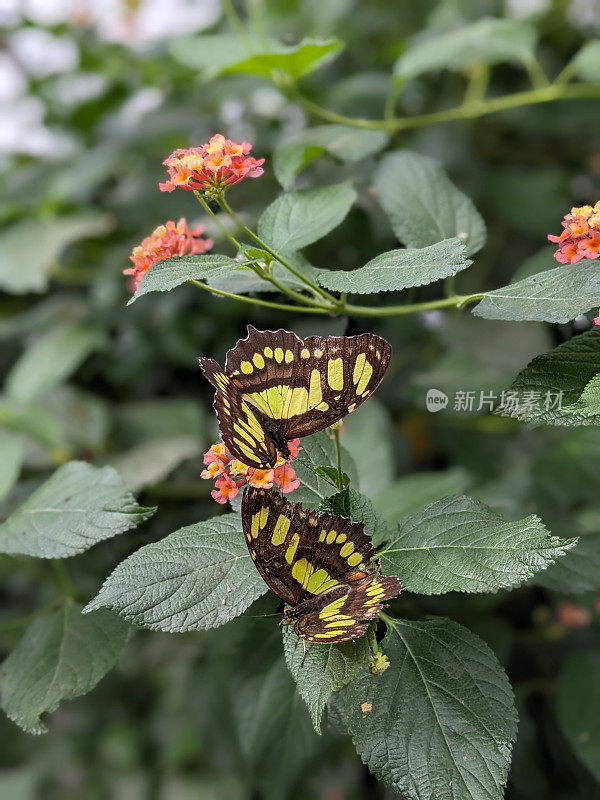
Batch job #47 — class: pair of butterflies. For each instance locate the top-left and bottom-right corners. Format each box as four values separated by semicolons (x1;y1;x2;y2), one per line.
200;326;400;643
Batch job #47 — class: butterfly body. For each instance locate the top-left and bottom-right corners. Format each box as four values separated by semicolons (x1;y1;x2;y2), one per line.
241;488;402;643
200;326;391;468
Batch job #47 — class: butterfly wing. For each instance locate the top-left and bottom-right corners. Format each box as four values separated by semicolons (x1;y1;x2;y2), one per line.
226;326;392;439
199;356;277;468
292;575;402;643
241;488;379;606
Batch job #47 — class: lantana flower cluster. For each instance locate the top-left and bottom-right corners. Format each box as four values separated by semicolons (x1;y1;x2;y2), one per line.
124;218;213;291
201;440;302;505
159;134;265;196
548;202;600;265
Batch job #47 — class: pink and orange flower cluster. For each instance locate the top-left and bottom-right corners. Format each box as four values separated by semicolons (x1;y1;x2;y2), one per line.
201;440;302;505
124;218;213;291
159;134;265;195
548;202;600;265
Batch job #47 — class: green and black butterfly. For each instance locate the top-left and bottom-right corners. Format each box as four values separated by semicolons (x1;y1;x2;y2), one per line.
199;325;392;468
241;488;402;643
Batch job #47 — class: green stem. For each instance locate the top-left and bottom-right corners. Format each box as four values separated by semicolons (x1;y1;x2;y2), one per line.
291;82;600;133
221;0;254;50
444;275;456;298
523;57;550;90
51;560;76;598
217;196;337;303
333;426;343;490
188;279;331;314
344;293;480;317
384;80;402;121
462;63;490;106
367;624;379;655
194;191;241;250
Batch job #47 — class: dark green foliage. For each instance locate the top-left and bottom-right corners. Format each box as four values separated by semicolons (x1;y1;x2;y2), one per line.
2;2;600;798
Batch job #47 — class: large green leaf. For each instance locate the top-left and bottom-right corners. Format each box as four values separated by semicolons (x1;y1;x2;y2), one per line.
318;238;470;293
235;657;318;798
219;38;343;80
257;181;357;253
379;495;575;594
273;125;388;189
172;34;342;81
374;151;486;256
497;330;600;425
472;263;600;323
565;372;600;417
339;618;517;800
0;461;155;559
282;625;370;733
5;320;106;403
395;18;537;79
129;254;240;303
569;40;600;82
557;652;600;782
0;602;128;734
84;513;267;632
0;214;109;294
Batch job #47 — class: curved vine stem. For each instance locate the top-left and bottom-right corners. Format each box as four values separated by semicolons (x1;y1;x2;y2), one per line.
288;82;600;134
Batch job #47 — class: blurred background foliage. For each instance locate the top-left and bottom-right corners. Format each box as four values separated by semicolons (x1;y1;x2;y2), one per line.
1;0;600;798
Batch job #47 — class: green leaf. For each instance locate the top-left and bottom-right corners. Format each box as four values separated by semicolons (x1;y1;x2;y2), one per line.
320;488;387;544
534;533;600;593
219;38;343;80
172;34;343;81
129;254;240;303
0;432;23;502
374;467;471;527
84;513;267;632
560;371;600;420
273;125;388;189
235;656;318;797
318;238;470;294
339;618;517;800
395;18;537;79
0;214;109;295
339;399;395;497
497;330;600;425
0;602;128;734
569;40;600;82
379;495;575;594
291;431;358;509
282;625;370;733
557;652;600;782
5;321;106;403
310;466;350;490
257;181;357;253
109;436;202;492
472;262;600;323
374;151;486;256
0;461;155;559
